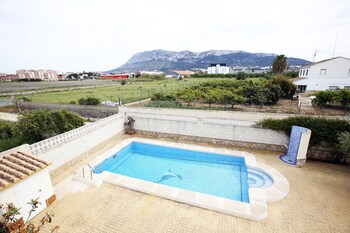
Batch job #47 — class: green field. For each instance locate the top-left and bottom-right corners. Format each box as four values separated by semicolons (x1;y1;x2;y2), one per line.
16;78;219;104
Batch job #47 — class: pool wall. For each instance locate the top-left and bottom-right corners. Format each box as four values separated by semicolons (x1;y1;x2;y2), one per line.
73;138;289;221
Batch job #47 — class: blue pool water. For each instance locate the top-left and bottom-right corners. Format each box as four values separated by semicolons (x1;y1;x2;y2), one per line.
95;142;250;203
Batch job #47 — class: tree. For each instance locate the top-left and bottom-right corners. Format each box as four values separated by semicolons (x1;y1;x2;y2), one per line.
337;89;350;112
236;72;247;80
270;76;296;99
222;90;245;109
13;109;84;142
272;55;288;74
264;83;283;104
177;89;198;106
203;89;220;108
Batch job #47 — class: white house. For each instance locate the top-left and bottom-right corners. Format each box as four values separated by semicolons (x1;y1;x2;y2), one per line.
207;63;231;74
0;145;55;222
293;57;350;92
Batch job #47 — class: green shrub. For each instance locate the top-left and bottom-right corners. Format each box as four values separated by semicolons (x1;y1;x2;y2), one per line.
256;116;350;146
0;136;27;152
236;72;247;80
0;119;15;139
270;75;296;99
22;96;32;102
121;79;127;85
151;93;176;101
337;131;350;158
313;90;335;107
145;100;182;108
13;109;84;142
69;100;76;104
78;97;100;105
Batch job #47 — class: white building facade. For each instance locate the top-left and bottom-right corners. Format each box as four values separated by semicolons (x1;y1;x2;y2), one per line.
16;69;58;81
207;63;231;74
294;57;350;92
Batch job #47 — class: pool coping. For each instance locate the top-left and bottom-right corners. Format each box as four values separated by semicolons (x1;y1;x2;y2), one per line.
72;137;289;221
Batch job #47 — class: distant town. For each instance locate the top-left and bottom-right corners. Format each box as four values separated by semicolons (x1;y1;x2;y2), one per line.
0;63;302;82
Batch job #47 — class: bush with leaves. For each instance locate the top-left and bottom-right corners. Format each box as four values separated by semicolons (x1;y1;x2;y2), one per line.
78;97;100;105
0;120;14;140
236;72;247;80
151;93;176;101
13;109;84;142
145;100;182;108
0;199;58;233
270;76;296;99
256;116;350;146
313;90;335;107
337;131;350;158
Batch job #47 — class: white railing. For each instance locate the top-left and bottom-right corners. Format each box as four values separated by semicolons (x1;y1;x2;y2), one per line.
29;113;124;155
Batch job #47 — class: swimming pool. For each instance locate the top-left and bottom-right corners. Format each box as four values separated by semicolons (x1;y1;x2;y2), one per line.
94;142;250;203
74;138;289;221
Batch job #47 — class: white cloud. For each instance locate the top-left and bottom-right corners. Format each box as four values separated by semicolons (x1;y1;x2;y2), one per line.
0;0;349;73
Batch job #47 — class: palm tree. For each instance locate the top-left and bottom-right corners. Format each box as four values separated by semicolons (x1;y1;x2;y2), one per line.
272;55;288;74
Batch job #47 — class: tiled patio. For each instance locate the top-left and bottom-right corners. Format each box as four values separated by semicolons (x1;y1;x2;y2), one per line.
33;136;350;233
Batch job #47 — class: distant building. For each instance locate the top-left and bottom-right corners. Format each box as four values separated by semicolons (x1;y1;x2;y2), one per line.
165;70;195;78
16;69;58;81
99;74;129;79
207;63;231;74
0;73;18;81
293;57;350;92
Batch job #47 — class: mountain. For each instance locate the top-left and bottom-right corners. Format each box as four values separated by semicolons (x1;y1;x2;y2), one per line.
109;49;310;72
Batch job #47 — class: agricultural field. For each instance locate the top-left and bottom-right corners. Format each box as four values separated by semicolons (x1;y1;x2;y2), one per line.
0;79;116;93
10;78;219;104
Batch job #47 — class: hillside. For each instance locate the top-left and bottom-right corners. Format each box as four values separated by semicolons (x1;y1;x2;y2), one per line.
109;50;310;72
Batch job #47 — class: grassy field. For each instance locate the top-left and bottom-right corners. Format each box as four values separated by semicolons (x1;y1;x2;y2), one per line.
15;78;219;104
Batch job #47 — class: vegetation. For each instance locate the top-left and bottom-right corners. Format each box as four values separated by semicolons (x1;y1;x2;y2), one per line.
337;132;350;158
151;93;176;101
270;76;297;99
313;89;350;111
145;100;182;108
139;73;165;80
174;79;286;108
78;97;100;105
256;116;350;161
0;120;27;152
236;72;247;80
272;54;288;74
12;109;84;142
15;78;215;104
0;199;58;233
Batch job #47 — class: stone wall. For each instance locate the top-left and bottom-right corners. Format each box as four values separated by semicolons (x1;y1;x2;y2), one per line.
19;102;118;118
308;146;350;165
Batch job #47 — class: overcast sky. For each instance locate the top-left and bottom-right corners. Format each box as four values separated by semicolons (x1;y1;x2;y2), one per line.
1;0;350;73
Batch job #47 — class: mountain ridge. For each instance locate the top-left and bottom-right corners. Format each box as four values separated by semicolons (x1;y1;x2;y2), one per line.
109;49;310;72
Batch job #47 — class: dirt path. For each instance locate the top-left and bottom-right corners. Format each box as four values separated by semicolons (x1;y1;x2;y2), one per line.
0;112;18;121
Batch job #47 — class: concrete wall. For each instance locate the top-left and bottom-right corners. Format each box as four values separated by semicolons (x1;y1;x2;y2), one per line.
31;113;125;174
124;107;289;147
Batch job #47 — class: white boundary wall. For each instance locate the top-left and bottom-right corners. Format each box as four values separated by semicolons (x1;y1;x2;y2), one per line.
124;107;289;146
30;113;125;172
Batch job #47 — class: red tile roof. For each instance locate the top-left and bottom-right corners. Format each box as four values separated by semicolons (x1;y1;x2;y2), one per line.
0;151;51;191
